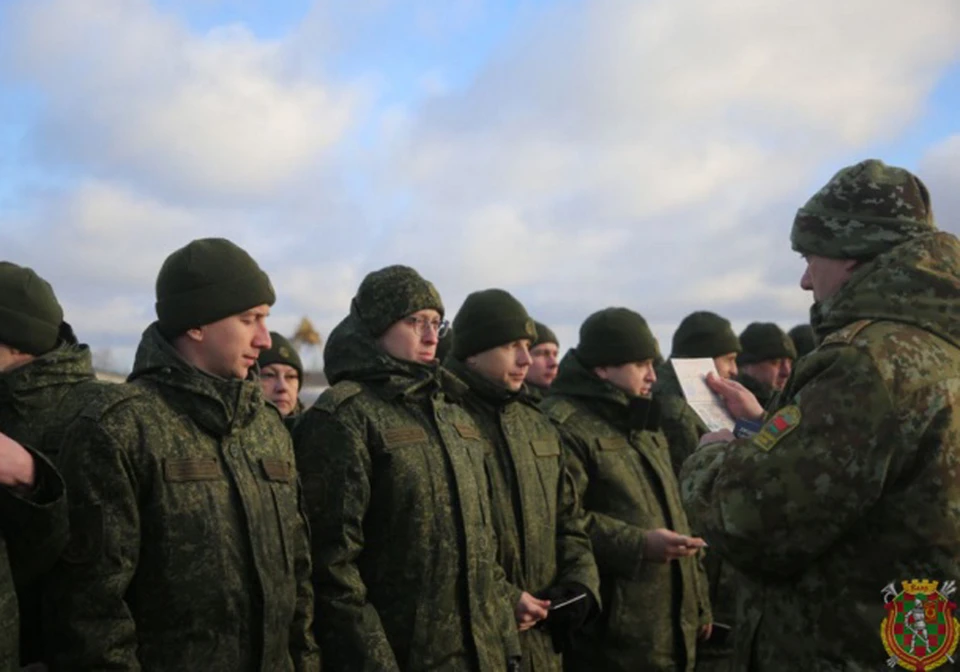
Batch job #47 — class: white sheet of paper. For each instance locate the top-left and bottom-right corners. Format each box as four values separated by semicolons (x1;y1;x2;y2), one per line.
669;358;735;432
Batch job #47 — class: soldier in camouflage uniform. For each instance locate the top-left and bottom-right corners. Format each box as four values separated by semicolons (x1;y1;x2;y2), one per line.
44;238;319;671
735;322;797;409
0;263;76;670
654;311;741;476
445;290;601;670
681;159;960;670
787;324;815;359
524;321;560;404
259;331;305;418
541;308;712;672
292;266;520;671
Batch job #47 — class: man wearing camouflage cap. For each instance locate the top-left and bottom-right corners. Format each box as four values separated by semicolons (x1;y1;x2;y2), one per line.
258;331;305;418
655;311;741;475
736;322;797;408
292;266;520;671
524;320;560;403
0;262;93;668
542;307;712;672
681;159;960;670
445;290;600;669
45;238;319;670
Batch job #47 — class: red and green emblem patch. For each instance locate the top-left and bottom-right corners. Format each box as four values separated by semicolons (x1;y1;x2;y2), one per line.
881;579;959;671
752;405;801;451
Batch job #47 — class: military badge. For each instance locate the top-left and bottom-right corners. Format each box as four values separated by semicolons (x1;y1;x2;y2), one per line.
751;405;801;451
881;579;959;670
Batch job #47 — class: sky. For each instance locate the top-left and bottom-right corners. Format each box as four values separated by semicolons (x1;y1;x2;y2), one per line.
2;0;959;372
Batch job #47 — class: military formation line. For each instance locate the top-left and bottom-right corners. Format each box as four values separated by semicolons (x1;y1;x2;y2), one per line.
1;158;958;672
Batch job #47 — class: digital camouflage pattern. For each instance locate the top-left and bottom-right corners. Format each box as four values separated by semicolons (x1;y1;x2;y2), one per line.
44;323;319;671
791;159;936;260
0;450;67;672
445;358;600;671
352;265;444;337
653;360;708;476
680;232;960;671
0;334;97;666
542;350;711;672
292;309;519;672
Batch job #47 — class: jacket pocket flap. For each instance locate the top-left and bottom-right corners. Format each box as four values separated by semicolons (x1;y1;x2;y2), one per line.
453;422;481;440
531;438;561;457
163;457;223;482
383;426;429;448
260;458;294;483
597;436;629;452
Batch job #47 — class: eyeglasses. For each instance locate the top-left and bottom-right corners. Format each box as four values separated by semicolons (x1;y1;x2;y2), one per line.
403;315;450;338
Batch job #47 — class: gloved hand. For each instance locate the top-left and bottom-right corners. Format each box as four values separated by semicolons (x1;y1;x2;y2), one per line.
534;582;597;653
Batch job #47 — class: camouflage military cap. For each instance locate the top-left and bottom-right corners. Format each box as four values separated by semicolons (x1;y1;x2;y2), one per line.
258;332;304;383
352;265;444;336
791;159;936;260
737;322;797;365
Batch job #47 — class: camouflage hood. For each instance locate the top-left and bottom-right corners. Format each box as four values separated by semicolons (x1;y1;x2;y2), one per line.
0;339;94;419
549;349;659;431
811;232;960;349
129;322;264;436
324;306;461;399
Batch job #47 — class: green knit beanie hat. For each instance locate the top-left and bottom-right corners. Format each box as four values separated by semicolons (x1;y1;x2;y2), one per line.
258;332;304;386
452;289;537;360
671;311;741;358
577;307;660;367
155;238;276;336
737;322;797;365
352;265;444;337
791;159;936;260
788;324;816;358
531;320;559;348
0;262;64;355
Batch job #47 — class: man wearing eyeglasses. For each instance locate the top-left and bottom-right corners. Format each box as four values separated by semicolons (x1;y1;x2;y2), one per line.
292;265;521;671
444;290;600;670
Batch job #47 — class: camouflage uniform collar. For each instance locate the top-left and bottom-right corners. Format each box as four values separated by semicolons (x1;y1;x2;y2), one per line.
129;323;263;436
737;372;776;409
811;232;960;349
550;350;661;431
443;357;521;409
0;342;94;396
653;359;684;400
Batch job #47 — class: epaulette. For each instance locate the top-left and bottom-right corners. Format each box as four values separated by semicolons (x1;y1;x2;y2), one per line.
543;398;578;425
315;381;364;413
820;319;874;347
77;382;146;421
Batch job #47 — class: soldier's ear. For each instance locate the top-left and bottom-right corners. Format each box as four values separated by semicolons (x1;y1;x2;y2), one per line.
184;327;205;343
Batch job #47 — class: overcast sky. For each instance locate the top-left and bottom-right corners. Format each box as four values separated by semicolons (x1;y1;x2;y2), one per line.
2;0;959;372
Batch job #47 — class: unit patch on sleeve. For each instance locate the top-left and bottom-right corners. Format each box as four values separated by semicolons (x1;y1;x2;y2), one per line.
752;405;802;452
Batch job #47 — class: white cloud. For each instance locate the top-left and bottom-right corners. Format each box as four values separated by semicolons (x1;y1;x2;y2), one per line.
919;134;960;235
3;0;356;203
3;0;960;371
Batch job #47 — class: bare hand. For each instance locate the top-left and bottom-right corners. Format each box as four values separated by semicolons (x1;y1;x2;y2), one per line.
706;373;764;422
699;623;713;641
644;528;706;563
515;591;550;632
0;431;36;489
698;429;735;447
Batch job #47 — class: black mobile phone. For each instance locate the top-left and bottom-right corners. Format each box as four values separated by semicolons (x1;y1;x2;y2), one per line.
709;622;732;646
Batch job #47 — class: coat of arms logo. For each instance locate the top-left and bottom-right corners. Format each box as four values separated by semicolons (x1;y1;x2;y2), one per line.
881;579;959;671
